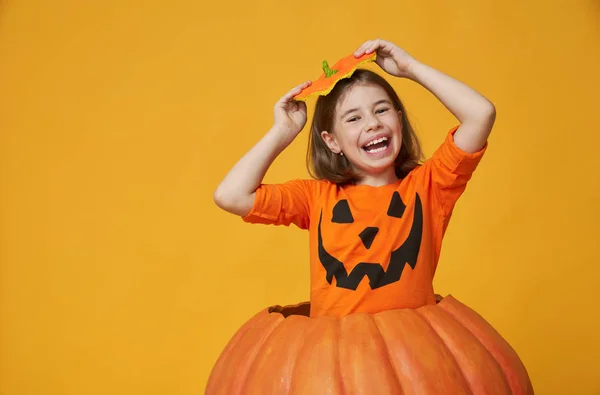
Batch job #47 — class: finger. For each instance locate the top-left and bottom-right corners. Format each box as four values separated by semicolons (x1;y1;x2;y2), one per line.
377;39;394;52
354;40;368;56
365;38;382;54
354;40;372;57
280;80;311;102
354;41;366;56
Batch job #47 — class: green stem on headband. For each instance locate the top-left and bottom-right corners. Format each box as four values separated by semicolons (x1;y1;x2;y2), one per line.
322;60;338;78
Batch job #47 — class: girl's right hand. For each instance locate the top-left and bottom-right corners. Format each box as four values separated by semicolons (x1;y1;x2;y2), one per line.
273;81;312;142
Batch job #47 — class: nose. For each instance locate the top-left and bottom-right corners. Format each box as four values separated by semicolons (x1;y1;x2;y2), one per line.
364;115;382;132
359;227;379;249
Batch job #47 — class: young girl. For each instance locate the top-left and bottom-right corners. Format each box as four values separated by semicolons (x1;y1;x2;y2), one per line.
213;38;496;318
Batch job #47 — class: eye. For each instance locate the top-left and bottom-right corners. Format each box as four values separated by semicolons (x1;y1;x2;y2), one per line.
376;107;390;114
346;116;360;123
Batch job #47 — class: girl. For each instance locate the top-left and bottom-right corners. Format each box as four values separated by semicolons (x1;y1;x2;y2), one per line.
213;38;496;318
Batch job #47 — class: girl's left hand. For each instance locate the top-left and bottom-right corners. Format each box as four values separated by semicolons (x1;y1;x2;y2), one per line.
354;39;418;79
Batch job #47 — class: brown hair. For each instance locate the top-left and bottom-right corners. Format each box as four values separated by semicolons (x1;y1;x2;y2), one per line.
306;69;423;185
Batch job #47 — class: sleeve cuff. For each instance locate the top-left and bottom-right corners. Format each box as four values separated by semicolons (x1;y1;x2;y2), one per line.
437;125;488;175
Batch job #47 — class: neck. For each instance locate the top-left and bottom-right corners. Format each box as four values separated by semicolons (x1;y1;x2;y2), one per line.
354;167;399;187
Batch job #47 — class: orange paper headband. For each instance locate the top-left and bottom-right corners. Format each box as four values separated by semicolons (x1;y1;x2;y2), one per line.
294;52;377;101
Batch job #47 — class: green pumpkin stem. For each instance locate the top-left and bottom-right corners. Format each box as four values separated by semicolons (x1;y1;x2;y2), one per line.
322;60;338;78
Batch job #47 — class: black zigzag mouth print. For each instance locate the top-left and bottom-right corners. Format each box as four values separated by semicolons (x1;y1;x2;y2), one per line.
317;192;423;290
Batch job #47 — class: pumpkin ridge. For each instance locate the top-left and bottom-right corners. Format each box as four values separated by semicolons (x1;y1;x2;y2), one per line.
437;296;534;395
432;300;514;393
284;317;311;395
287;316;344;394
244;315;311;394
372;308;471;393
417;303;519;394
370;312;407;394
412;306;475;395
287;321;313;394
335;317;346;395
204;309;268;394
226;313;286;395
242;313;293;392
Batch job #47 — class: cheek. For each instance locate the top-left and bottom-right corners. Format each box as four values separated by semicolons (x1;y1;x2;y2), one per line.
385;114;402;129
337;127;361;148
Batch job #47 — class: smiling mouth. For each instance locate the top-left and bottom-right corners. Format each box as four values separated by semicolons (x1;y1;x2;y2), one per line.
362;137;390;154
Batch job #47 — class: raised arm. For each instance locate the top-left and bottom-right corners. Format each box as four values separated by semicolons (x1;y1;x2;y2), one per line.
213;81;312;217
405;61;495;153
355;39;496;153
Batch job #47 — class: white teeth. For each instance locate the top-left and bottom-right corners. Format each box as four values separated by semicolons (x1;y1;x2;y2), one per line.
366;146;387;154
364;137;388;147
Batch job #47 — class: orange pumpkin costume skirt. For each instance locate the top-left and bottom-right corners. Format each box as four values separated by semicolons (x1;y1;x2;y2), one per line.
205;294;534;394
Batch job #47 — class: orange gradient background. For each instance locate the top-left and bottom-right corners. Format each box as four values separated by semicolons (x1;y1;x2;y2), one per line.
1;0;599;394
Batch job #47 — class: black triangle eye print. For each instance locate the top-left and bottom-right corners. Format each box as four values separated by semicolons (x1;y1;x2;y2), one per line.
331;199;354;223
387;191;406;218
318;192;423;290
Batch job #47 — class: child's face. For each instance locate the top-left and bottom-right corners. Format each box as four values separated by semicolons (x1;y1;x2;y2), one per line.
323;83;403;179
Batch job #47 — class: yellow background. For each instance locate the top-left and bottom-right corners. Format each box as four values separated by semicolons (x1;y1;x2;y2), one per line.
1;0;598;393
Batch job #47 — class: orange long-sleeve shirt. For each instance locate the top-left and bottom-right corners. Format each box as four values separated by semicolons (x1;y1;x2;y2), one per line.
242;126;487;318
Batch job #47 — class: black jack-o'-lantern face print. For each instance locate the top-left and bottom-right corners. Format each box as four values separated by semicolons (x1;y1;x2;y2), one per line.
317;192;423;290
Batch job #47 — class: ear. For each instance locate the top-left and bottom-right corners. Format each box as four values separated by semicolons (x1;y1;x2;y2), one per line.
320;131;342;154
